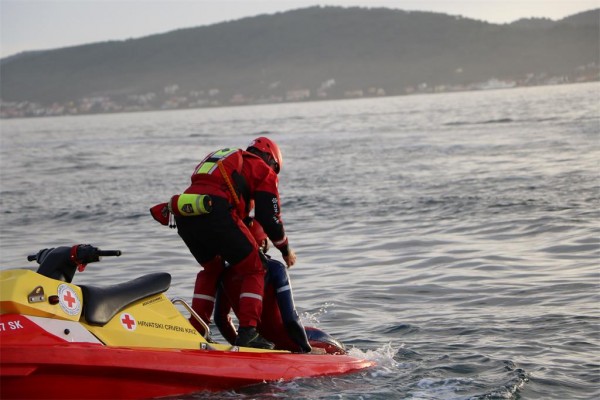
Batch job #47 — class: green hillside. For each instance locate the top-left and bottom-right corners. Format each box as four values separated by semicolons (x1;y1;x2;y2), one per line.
1;6;598;112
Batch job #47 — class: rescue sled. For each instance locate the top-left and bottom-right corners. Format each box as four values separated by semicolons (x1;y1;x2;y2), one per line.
0;244;374;399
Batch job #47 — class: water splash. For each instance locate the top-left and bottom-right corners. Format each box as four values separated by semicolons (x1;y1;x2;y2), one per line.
300;302;335;326
348;342;404;376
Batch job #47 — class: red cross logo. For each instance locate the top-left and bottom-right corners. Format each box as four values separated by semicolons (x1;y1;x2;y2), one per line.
57;284;81;316
63;290;76;308
120;313;136;331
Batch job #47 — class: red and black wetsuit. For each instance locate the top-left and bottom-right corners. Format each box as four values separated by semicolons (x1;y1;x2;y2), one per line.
175;148;290;330
214;256;312;353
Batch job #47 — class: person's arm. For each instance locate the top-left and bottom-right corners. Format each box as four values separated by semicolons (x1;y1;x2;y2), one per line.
254;190;296;267
268;260;311;352
246;155;297;267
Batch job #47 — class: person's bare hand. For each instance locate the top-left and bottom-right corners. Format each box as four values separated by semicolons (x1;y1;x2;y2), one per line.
283;249;296;268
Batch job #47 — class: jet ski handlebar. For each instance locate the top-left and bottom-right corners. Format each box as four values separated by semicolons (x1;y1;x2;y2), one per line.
28;245;121;262
28;244;122;283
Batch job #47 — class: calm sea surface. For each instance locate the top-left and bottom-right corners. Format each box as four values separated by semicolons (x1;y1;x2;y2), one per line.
1;83;599;399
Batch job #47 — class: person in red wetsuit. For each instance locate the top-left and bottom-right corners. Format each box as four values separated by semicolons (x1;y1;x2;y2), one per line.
170;137;296;349
214;219;310;352
214;219;346;354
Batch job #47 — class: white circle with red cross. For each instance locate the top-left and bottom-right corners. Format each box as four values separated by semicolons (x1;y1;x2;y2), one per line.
120;313;137;331
57;284;82;316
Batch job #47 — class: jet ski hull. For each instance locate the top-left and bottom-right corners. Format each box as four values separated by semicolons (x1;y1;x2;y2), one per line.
1;343;373;399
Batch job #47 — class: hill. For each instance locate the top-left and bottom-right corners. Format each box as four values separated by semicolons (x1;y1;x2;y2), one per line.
1;6;598;115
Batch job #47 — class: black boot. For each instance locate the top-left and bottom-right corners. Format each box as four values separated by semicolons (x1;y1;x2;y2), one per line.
235;327;275;349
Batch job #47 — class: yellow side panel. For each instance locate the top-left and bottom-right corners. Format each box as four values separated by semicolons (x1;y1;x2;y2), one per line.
0;269;82;321
83;294;206;349
1;269;287;354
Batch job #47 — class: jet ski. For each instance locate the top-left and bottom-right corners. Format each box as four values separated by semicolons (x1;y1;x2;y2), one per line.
0;244;374;399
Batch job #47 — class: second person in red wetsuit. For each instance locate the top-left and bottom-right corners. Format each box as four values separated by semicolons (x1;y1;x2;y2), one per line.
174;137;296;348
214;219;347;355
214;219;311;353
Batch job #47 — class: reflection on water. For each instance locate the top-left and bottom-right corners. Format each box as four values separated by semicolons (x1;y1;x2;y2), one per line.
1;83;599;399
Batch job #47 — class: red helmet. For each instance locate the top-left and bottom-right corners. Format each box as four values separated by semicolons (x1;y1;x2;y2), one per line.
247;136;283;174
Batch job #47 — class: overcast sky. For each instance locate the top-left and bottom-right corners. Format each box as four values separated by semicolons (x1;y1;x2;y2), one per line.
1;0;598;58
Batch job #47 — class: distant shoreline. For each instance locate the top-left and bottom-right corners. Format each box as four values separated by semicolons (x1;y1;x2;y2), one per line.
2;79;598;120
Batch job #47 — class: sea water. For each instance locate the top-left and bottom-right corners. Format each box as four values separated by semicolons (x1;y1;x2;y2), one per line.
1;82;598;399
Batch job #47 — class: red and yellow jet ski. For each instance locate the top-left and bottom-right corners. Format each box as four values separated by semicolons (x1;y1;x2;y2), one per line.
0;244;374;399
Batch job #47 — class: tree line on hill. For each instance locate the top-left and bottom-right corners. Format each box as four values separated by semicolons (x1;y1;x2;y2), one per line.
1;6;598;111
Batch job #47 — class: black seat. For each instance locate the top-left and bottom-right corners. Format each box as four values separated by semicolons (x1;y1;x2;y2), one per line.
80;273;171;326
